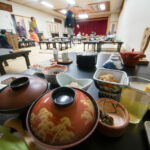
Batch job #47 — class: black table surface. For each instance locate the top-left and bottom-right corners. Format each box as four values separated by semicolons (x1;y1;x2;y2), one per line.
0;52;150;150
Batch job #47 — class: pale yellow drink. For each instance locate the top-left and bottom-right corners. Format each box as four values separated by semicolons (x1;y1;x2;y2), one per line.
120;87;150;123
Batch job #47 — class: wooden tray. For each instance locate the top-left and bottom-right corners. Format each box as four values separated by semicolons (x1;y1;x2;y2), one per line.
51;58;73;64
137;58;149;65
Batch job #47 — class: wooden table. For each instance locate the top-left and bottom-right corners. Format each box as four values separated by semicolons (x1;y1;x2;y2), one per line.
83;41;98;51
39;40;71;50
18;39;35;48
0;48;31;75
97;41;123;52
83;41;123;52
39;41;56;49
73;37;87;44
53;37;69;41
0;52;149;150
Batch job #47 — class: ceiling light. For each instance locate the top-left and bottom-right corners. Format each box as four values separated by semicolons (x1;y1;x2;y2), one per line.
99;3;106;10
60;9;67;14
66;0;75;5
78;14;88;19
41;1;54;8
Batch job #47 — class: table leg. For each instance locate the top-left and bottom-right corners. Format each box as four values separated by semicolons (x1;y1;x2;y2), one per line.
70;41;72;48
0;61;6;75
4;60;8;66
94;44;96;52
46;43;49;49
59;43;61;50
61;43;62;51
33;41;35;46
117;43;122;52
66;43;68;49
53;43;56;49
97;43;102;52
39;43;42;49
23;54;30;68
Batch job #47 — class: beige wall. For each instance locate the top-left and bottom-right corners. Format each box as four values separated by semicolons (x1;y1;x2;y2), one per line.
0;0;65;37
107;13;119;34
117;0;150;53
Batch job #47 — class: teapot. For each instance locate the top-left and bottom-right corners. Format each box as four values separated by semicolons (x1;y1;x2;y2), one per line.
120;49;145;67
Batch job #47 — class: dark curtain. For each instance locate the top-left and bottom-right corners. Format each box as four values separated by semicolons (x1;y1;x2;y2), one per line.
74;18;108;36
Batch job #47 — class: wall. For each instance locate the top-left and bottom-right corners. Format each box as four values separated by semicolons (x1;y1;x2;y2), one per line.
106;13;119;34
0;0;64;37
117;0;150;52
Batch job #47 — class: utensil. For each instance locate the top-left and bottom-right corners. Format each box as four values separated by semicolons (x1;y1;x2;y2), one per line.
4;118;39;150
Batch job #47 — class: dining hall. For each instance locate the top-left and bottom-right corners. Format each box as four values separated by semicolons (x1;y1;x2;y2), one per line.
0;0;150;150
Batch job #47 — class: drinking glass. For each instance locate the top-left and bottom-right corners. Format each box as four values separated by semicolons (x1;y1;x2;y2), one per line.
120;86;150;124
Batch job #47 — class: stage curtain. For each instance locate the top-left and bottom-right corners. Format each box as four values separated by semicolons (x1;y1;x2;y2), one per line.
74;18;108;36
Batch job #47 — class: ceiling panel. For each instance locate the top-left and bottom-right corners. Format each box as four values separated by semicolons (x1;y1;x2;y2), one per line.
8;0;123;19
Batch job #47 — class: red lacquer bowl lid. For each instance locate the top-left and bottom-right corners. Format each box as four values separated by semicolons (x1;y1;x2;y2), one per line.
26;88;99;149
0;77;48;112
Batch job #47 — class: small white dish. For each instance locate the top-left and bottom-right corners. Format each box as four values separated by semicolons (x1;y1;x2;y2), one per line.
56;73;93;91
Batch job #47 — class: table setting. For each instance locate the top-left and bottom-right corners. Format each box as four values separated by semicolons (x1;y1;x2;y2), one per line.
0;51;150;150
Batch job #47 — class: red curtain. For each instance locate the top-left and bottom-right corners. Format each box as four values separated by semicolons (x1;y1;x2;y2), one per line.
74;18;108;36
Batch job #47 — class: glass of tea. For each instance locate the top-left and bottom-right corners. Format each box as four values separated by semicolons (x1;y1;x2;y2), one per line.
120;86;150;124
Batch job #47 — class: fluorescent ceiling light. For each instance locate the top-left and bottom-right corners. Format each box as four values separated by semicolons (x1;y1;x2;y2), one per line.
99;3;106;10
78;14;88;19
41;1;54;8
60;9;67;14
66;0;75;5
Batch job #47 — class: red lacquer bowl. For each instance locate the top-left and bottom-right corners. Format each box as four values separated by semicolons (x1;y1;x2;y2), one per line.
26;87;99;149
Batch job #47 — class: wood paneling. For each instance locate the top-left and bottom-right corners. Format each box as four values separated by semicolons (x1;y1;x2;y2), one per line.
54;18;62;24
0;2;12;12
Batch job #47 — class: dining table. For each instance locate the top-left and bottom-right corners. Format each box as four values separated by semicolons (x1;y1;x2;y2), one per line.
0;52;150;150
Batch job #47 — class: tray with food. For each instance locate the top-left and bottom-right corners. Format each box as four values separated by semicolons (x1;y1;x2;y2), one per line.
30;60;56;72
51;58;73;64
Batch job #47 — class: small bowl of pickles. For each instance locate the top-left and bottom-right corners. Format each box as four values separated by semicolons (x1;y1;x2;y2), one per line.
96;98;129;137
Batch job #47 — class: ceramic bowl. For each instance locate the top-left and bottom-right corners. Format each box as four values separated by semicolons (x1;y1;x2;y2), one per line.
56;73;93;91
43;65;67;84
93;68;129;97
96;98;129;137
